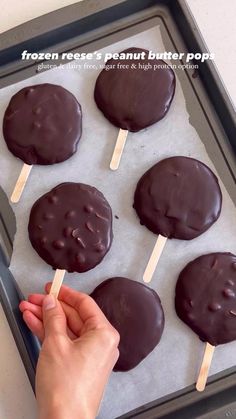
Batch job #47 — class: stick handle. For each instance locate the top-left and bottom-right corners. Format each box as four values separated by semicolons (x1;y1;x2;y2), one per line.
50;269;66;299
143;235;167;283
110;129;128;171
196;342;215;392
11;163;32;203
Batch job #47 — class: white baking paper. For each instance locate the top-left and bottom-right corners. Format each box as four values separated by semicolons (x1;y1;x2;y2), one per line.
0;26;235;419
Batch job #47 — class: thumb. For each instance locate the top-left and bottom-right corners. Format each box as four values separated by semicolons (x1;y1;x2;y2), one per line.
42;295;67;338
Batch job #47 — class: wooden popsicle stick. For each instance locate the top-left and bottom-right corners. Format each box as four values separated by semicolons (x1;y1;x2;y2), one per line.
196;343;215;392
143;234;167;283
50;269;66;299
110;129;128;171
11;163;32;203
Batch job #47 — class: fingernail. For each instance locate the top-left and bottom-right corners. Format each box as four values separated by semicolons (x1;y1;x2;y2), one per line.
43;295;56;310
19;301;24;311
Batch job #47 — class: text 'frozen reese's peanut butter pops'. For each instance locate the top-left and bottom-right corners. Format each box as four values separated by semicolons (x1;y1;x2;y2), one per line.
3;84;82;202
28;183;113;297
94;48;176;170
133;156;222;282
175;252;236;391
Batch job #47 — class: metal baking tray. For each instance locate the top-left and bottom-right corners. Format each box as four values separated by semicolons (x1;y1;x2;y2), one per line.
0;188;39;391
0;0;236;417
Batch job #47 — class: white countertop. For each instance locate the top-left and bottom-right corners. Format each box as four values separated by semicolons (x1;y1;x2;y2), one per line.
0;1;235;418
0;305;37;419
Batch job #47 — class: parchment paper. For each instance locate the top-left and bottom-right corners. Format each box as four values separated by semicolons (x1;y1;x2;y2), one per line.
0;27;236;419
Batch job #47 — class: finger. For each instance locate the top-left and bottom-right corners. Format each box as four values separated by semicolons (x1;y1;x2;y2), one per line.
66;327;77;340
21;299;78;340
23;310;44;341
42;295;67;338
28;294;45;306
45;282;108;326
27;293;83;337
19;301;42;320
62;302;83;336
44;297;83;337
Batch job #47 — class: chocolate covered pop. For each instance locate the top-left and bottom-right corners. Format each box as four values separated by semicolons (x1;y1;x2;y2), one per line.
28;183;113;296
94;48;175;170
3;83;82;202
91;277;164;371
134;156;222;282
175;252;236;391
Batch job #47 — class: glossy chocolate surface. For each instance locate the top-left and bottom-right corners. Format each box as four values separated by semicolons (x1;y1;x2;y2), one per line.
28;183;113;272
91;277;164;371
133;156;222;240
3;83;82;165
175;252;236;345
94;48;175;132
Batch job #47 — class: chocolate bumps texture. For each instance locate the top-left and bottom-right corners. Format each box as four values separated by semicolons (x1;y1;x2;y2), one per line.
133;156;222;240
3;83;82;165
28;183;113;273
175;253;236;346
94;47;175;132
91;277;165;371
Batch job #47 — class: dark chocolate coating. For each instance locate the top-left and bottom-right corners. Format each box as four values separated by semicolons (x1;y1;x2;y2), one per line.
175;253;236;346
91;277;164;371
28;183;113;273
133;156;222;240
94;48;175;132
3;83;82;165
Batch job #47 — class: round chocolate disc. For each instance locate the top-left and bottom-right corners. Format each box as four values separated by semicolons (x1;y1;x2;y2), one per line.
28;183;113;273
3;83;82;165
133;156;222;240
91;277;165;371
94;47;175;132
175;253;236;346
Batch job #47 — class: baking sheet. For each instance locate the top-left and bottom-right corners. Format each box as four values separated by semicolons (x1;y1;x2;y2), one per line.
0;26;236;419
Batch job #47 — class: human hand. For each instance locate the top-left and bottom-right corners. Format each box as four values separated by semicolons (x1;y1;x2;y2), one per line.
19;283;120;419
